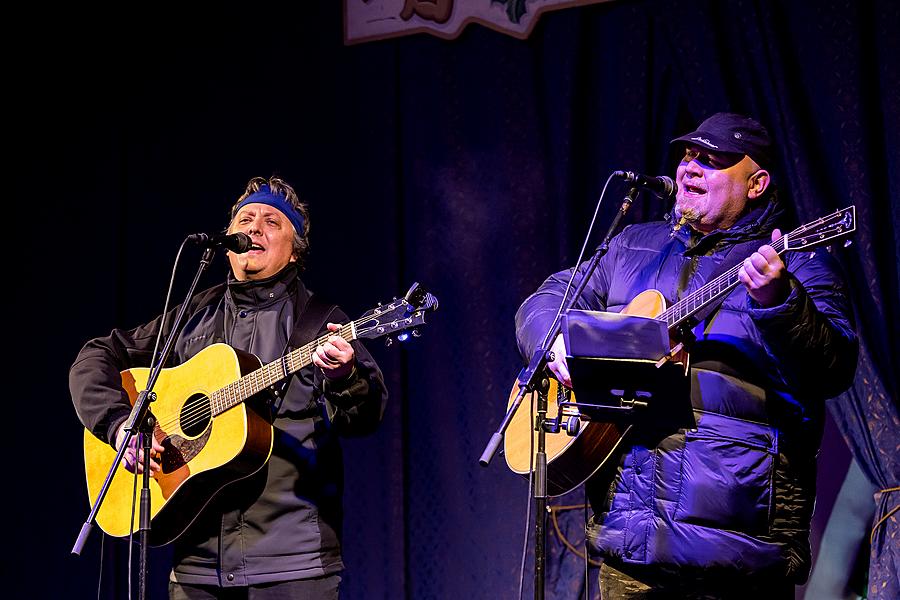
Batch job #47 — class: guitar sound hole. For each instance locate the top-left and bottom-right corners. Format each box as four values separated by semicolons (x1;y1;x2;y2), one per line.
180;394;212;438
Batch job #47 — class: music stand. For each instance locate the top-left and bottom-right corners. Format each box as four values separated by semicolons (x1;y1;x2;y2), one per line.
560;310;693;429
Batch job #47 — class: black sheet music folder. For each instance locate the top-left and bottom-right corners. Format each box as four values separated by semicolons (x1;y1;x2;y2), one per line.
561;309;693;428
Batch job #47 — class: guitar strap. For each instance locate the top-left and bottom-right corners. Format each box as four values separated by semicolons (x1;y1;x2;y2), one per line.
264;292;337;417
288;293;338;350
686;237;769;330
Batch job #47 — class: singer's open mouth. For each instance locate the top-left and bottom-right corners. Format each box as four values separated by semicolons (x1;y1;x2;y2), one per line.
683;183;706;195
249;243;265;251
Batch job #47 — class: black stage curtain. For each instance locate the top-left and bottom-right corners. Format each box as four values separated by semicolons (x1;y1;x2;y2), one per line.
11;1;897;598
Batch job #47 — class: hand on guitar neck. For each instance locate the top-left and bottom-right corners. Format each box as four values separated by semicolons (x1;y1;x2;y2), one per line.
111;321;358;477
312;322;357;380
506;207;856;497
547;229;789;389
738;229;789;307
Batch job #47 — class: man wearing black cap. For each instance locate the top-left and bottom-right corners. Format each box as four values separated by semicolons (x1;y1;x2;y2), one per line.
71;176;388;599
515;113;858;597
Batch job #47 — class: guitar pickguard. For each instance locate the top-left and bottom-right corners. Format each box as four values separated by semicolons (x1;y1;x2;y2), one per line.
160;429;212;473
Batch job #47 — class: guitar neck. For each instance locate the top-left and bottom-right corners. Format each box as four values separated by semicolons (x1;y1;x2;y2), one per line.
208;321;359;416
658;206;855;330
659;236;790;330
201;286;436;417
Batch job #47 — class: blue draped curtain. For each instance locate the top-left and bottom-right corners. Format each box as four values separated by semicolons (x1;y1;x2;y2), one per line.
11;1;898;598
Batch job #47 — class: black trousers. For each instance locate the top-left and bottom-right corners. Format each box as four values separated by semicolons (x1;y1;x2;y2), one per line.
599;561;794;600
169;575;341;600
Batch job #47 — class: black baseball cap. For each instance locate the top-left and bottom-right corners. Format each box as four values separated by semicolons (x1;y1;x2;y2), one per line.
671;112;774;169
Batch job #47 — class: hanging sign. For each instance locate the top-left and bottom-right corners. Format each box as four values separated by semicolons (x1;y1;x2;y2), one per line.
345;0;616;44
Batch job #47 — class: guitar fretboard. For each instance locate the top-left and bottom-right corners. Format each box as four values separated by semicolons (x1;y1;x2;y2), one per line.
659;234;790;330
207;322;357;416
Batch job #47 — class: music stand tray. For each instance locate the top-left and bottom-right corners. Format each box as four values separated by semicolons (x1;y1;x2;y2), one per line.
561;310;693;429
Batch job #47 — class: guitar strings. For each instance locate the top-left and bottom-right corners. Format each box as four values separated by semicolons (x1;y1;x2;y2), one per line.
660;209;844;326
151;323;358;436
151;216;828;443
167;300;412;433
659;232;790;326
135;213;841;447
148;303;406;441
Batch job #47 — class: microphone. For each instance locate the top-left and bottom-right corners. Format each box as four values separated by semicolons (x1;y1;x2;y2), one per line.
613;171;676;199
187;232;253;253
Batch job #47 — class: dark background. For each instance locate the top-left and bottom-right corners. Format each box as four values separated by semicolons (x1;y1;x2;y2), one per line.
9;1;897;598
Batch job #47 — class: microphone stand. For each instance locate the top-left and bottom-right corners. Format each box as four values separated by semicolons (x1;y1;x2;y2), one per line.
479;187;640;600
72;245;217;600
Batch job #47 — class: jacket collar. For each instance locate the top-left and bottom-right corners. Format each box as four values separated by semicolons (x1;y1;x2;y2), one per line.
226;263;301;309
672;194;785;255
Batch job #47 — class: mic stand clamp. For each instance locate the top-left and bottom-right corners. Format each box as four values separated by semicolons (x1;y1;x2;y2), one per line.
557;397;648;424
72;246;217;600
479;187;640;600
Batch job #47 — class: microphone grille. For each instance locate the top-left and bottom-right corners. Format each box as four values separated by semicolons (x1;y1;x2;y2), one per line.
233;232;253;252
659;175;676;197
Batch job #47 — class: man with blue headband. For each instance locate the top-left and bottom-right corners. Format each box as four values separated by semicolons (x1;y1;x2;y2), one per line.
226;180;312;283
71;176;387;599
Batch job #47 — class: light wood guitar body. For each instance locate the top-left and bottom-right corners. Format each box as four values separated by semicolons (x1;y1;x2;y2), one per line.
84;344;272;545
504;207;856;495
83;285;438;545
503;289;664;496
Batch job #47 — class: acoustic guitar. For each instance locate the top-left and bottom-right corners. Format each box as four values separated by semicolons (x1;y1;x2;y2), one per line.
504;206;856;496
84;284;438;545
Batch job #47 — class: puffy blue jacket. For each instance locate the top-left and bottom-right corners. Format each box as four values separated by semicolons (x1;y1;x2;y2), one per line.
515;199;857;581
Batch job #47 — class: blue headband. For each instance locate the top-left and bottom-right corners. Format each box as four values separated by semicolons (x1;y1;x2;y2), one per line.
234;184;306;235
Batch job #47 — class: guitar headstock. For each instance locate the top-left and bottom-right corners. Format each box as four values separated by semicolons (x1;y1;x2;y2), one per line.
784;206;856;251
355;282;439;344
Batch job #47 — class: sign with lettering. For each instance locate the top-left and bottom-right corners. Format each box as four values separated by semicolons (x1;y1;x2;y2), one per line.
344;0;616;44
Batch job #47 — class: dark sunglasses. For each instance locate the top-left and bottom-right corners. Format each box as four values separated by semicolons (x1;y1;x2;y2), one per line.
680;147;744;170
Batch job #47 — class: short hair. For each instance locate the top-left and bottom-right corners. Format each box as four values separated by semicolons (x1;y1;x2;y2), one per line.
229;176;311;271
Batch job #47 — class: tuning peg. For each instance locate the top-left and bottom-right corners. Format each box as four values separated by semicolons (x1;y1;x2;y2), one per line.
385;337;393;347
426;292;439;310
404;282;422;303
843;239;852;248
412;329;422;338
